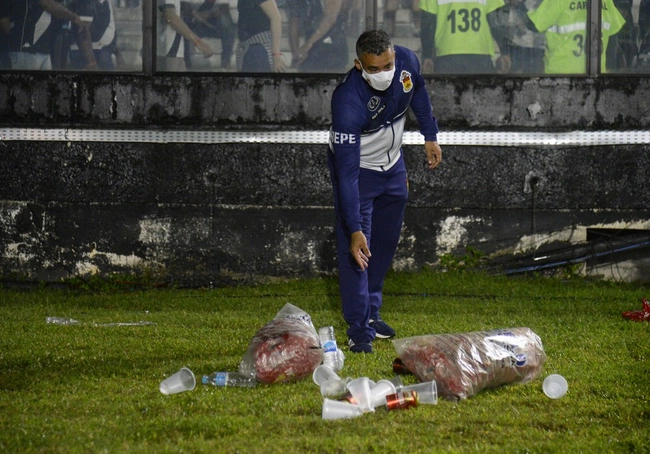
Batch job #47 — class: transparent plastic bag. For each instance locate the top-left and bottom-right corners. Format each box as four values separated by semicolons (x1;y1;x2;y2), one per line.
239;303;323;384
392;327;546;401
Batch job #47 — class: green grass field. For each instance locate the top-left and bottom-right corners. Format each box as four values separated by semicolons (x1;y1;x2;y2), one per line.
1;270;648;453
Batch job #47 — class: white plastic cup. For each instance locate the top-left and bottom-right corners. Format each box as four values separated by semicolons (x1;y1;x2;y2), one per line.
322;398;365;420
401;380;438;404
312;365;340;386
346;377;374;412
160;367;196;395
370;379;397;408
320;377;352;398
543;374;568;399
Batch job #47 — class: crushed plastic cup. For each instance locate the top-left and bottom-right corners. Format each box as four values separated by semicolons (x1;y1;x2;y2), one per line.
346;377;374;412
543;374;568;399
160;367;196;395
322;398;365;420
320;377;352;398
313;365;340;386
370;379;397;408
401;380;438;404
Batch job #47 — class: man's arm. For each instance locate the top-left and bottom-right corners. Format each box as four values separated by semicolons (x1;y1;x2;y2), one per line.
40;0;98;69
294;0;342;65
408;50;442;169
40;0;82;24
487;9;511;73
259;0;286;72
162;5;214;57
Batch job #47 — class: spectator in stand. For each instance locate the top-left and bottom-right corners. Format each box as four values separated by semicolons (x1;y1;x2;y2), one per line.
181;0;236;69
527;0;626;74
342;0;363;38
490;0;545;73
419;0;508;74
636;0;650;70
158;0;214;71
606;0;637;71
284;0;347;72
7;0;95;70
236;0;287;72
67;0;116;70
0;2;10;69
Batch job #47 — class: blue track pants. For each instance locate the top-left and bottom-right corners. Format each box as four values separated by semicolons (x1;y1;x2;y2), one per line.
328;153;408;344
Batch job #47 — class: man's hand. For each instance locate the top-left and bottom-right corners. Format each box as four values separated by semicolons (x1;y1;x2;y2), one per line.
496;54;512;74
350;230;371;271
425;141;442;169
194;38;214;58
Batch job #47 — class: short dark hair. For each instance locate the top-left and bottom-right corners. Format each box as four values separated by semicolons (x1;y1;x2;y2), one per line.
356;30;393;59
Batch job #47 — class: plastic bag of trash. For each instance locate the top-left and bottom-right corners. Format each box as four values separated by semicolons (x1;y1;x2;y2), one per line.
239;303;323;384
392;327;546;401
622;298;650;322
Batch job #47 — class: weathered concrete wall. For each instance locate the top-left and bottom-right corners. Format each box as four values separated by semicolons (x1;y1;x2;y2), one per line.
1;74;649;129
1;73;649;284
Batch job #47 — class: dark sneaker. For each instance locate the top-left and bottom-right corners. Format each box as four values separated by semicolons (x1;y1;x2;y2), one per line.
369;318;396;339
348;338;373;353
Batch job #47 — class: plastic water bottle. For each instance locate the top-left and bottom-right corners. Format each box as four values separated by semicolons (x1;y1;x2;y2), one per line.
201;372;257;387
318;326;341;371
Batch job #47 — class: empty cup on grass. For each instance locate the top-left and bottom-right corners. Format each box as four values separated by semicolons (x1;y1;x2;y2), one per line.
320;377;352;398
370;379;396;408
401;380;438;404
160;367;196;395
313;365;340;386
322;398;365;420
346;377;374;412
543;374;568;399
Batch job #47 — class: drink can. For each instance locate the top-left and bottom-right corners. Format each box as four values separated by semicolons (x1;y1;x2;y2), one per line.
341;392;357;405
392;357;413;375
385;390;419;411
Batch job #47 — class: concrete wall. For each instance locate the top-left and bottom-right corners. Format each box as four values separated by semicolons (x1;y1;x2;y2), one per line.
1;73;649;285
2;74;650;129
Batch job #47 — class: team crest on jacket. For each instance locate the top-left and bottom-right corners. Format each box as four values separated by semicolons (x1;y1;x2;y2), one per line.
367;96;381;111
400;70;413;92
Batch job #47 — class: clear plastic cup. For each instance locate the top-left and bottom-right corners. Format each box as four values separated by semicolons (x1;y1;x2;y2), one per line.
160;367;196;395
401;380;437;404
370;379;397;408
346;377;374;412
312;365;340;386
543;374;568;399
320;377;352;398
322;398;365;420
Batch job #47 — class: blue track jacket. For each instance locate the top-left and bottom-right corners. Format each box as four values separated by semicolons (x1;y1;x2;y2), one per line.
328;45;439;235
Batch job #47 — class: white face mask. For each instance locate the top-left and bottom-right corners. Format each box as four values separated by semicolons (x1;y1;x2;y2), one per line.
361;65;396;91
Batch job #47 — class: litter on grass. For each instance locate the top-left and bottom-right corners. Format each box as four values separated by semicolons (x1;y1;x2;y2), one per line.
46;317;156;327
622;298;650;322
238;303;323;384
393;327;546;401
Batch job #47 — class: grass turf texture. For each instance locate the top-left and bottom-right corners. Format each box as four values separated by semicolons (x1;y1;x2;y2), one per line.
0;270;648;453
